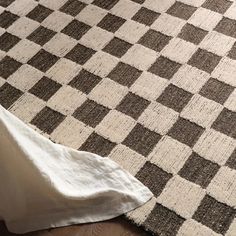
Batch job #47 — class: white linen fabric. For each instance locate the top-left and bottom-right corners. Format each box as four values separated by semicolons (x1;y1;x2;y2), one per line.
0;105;153;234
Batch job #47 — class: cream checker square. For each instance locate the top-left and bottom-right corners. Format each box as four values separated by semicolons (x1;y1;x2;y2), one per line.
171;64;209;93
157;175;205;218
181;94;223;128
47;86;87;115
151;13;186;37
51;116;93;149
7;39;41;63
95;110;136;143
88;78;128;109
193;129;236;165
44;33;77;57
130;71;169;101
138;102;179;135
149;136;192;174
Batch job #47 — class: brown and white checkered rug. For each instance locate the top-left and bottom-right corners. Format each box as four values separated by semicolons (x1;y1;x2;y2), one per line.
0;0;236;235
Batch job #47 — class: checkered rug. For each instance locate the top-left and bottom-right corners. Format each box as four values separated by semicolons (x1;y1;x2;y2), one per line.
0;0;236;235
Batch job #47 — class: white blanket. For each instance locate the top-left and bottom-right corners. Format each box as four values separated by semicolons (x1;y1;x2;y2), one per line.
0;105;152;234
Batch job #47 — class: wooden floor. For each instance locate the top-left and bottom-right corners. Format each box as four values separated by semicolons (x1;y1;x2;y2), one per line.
0;217;150;236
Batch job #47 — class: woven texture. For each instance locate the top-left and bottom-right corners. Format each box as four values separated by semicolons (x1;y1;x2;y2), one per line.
0;0;236;235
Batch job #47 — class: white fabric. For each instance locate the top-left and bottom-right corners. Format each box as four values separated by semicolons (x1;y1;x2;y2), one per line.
0;105;153;234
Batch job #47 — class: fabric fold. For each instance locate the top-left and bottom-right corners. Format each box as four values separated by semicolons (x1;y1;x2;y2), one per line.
0;105;153;234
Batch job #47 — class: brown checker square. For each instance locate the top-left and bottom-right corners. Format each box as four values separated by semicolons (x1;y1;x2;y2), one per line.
0;83;23;109
168;117;205;147
135;162;172;197
226;149;236;170
27;26;56;46
92;0;119;10
193;195;235;234
27;49;59;72
138;29;171;52
188;48;221;73
26;4;53;23
178;23;208;45
202;0;232;14
211;108;236;139
215;17;236;38
79;132;115;156
0;11;19;29
73;99;110;128
108;62;142;87
144;203;185;236
179;152;220;188
97;13;125;33
199;78;234;104
0;56;22;79
102;37;132;58
31;107;66;134
166;2;197;20
69;69;102;94
131;0;145;3
65;43;96;65
228;42;236;60
116;92;150;119
157;84;193;112
0;0;15;7
0;32;20;52
148;56;181;79
61;19;91;40
132;7;160;26
29;76;62;101
60;0;87;16
122;123;161;156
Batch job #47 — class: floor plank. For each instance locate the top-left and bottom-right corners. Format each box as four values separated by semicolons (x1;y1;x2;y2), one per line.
0;217;150;236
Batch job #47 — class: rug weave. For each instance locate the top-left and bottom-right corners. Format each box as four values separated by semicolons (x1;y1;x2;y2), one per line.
0;0;236;235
